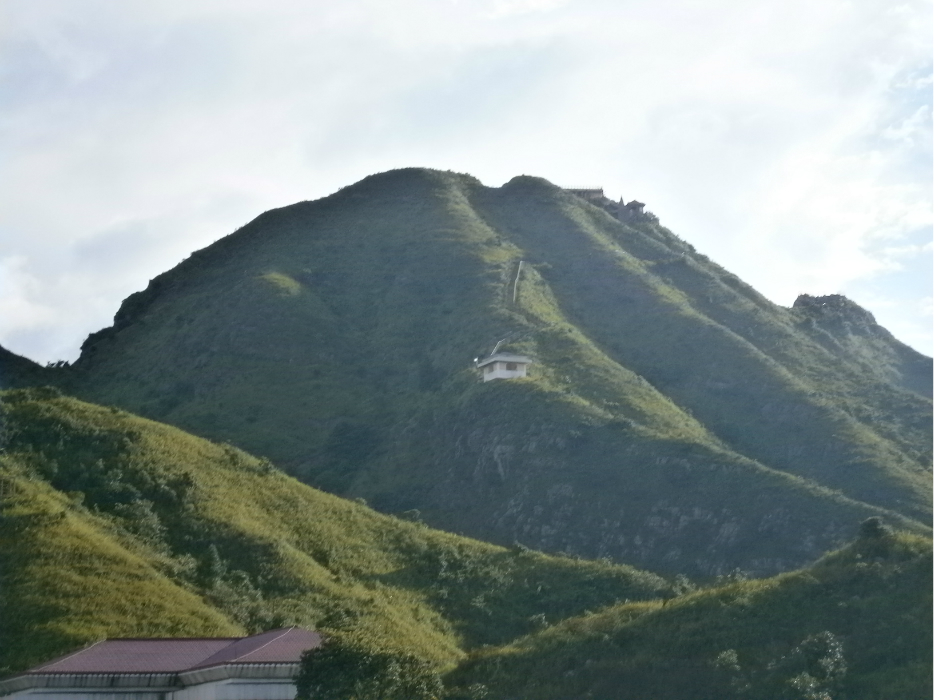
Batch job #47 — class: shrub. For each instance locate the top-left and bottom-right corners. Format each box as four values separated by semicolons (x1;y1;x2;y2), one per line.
296;633;443;700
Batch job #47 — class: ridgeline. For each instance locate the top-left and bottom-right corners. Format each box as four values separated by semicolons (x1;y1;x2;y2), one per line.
0;168;930;697
3;168;930;577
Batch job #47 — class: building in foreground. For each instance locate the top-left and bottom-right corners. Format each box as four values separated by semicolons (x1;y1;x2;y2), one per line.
0;628;321;700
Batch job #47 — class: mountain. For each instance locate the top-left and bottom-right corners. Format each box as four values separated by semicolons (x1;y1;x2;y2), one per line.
447;525;932;700
7;168;932;576
0;388;669;674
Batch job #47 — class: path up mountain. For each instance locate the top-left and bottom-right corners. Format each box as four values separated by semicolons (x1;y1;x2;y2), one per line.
10;168;931;577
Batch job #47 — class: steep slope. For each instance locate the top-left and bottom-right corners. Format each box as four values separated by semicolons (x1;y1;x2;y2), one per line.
56;168;931;575
793;293;933;399
468;178;930;505
0;346;56;390
0;388;668;674
0;450;239;675
448;527;932;700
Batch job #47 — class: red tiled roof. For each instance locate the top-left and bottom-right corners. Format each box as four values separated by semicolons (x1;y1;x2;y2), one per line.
25;629;321;675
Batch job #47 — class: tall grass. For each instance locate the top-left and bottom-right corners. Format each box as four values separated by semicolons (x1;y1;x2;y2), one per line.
0;388;668;673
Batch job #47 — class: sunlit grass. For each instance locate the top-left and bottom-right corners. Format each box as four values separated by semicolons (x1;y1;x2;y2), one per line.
0;389;669;673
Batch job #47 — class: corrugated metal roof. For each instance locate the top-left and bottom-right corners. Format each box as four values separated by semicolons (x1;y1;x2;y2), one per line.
194;628;322;667
31;640;235;673
24;629;321;675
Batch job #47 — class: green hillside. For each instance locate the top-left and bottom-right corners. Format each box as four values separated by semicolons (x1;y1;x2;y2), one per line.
448;526;932;700
0;388;669;674
8;168;932;576
3;389;927;700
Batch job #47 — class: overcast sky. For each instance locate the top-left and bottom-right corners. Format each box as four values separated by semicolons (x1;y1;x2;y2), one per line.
1;0;931;364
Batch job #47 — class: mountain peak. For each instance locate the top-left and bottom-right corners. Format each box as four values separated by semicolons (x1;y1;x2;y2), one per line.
41;170;934;576
337;167;481;198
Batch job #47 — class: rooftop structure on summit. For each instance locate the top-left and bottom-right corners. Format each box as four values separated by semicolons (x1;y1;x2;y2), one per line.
0;628;321;700
563;186;654;223
564;187;605;202
477;353;533;382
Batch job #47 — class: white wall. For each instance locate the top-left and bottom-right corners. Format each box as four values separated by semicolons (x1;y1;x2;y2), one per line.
6;680;297;700
482;362;529;382
175;679;296;700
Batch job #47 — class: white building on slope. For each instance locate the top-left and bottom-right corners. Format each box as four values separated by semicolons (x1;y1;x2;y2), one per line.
477;353;533;382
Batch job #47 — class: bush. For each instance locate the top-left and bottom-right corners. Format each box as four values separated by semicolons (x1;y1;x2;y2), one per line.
296;633;443;700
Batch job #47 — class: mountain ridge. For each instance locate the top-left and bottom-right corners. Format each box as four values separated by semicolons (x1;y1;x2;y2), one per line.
2;168;930;577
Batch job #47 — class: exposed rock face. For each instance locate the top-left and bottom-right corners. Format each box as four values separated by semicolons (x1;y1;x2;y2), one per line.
793;293;932;399
793;294;878;333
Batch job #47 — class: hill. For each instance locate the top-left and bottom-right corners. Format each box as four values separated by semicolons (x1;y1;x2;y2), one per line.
0;388;669;675
7;168;932;576
0;347;54;389
447;526;932;700
1;389;928;698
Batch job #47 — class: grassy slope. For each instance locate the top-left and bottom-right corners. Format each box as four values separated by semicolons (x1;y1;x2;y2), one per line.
0;459;240;674
29;168;930;575
449;530;932;700
0;347;55;390
0;388;669;674
469;177;931;515
362;373;923;577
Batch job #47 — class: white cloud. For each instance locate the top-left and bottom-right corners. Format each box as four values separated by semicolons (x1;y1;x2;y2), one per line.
0;257;57;333
486;0;569;19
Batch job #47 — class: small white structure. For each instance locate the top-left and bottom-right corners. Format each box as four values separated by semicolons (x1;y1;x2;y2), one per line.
0;628;321;700
477;353;533;382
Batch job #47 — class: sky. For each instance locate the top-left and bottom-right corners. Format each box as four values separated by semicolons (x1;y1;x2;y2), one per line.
1;0;931;364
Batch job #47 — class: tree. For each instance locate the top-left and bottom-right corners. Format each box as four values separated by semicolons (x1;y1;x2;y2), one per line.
858;516;892;540
295;632;443;700
765;631;847;700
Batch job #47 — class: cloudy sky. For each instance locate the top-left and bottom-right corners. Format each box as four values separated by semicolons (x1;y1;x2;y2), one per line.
1;0;931;364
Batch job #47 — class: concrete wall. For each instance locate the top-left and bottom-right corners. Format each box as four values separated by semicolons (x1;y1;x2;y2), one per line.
5;678;297;700
482;362;529;382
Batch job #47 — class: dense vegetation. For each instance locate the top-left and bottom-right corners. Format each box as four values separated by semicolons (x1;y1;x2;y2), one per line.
0;388;668;674
10;168;924;578
447;524;932;699
0;389;929;697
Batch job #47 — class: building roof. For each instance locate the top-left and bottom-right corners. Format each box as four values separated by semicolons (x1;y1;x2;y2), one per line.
194;628;322;667
20;628;322;675
30;639;233;674
476;353;533;368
